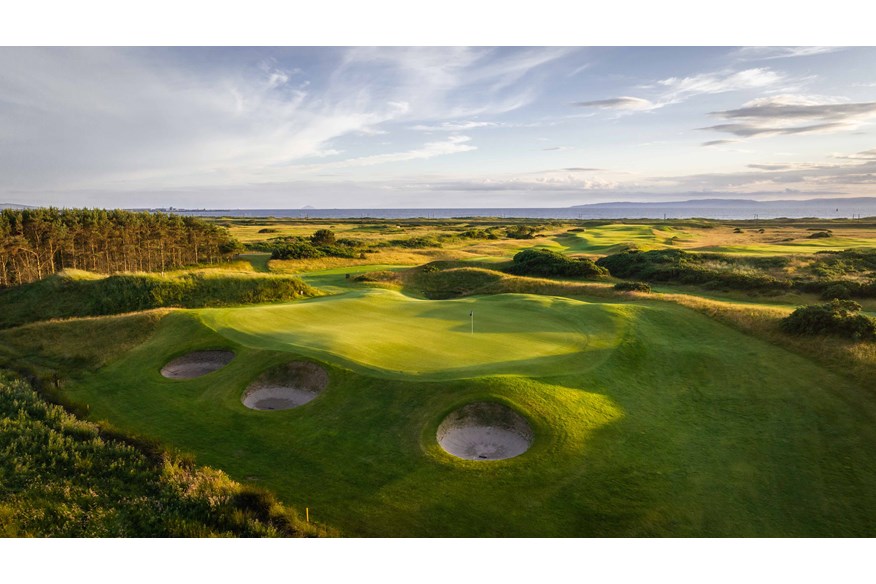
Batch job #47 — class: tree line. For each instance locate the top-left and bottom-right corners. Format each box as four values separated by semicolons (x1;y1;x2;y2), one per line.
0;208;242;287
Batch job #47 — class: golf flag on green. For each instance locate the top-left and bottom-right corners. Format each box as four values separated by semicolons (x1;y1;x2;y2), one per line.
470;310;473;334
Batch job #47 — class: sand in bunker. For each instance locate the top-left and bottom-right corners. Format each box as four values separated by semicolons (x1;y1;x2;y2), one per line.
437;402;533;461
242;361;328;411
161;350;234;379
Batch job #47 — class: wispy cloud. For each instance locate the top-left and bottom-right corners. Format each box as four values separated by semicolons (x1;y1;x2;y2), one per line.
733;47;842;61
700;95;876;139
575;68;788;114
410;120;500;131
572;96;656;110
288;136;477;172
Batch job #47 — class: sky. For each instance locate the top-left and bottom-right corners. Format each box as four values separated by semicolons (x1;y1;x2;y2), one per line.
2;46;876;209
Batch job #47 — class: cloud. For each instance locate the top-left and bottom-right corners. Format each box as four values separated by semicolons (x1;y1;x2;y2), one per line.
572;96;655;110
733;47;842;61
657;68;785;101
577;68;787;115
701;95;876;139
702;139;739;147
288;135;477;172
410;120;500;131
0;47;572;193
541;146;573;151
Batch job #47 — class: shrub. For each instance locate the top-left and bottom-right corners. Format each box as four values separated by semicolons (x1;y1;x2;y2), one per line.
310;229;336;246
821;283;851;300
258;228;279;234
271;241;324;260
808;231;832;239
780;300;876;340
506;248;608;278
506;225;540;239
614;281;652;293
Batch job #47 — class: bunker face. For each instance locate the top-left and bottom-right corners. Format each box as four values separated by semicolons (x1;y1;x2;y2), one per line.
242;361;328;411
161;350;234;379
437;402;533;461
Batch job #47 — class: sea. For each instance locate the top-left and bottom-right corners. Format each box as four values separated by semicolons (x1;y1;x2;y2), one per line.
174;199;876;220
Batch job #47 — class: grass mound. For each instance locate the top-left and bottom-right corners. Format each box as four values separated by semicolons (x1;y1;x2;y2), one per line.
0;268;319;328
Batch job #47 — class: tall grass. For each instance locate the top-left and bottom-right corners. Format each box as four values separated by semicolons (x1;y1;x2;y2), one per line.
0;269;320;328
0;371;330;537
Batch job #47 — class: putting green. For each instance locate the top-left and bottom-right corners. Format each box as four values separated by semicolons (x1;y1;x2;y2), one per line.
198;289;631;379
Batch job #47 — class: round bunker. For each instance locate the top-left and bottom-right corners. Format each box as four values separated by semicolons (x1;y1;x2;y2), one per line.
242;361;329;411
437;402;533;461
161;350;234;379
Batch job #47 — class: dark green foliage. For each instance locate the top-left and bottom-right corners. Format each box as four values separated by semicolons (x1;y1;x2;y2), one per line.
596;249;793;291
780;300;876;340
614;281;652;293
821;283;852;300
271;241;325;260
808;231;832;239
310;229;336;246
0;272;318;328
459;228;500;240
388;236;442;249
809;249;876;279
506;248;608;278
506;225;539;239
0;373;311;537
257;228;279;234
0;208;242;288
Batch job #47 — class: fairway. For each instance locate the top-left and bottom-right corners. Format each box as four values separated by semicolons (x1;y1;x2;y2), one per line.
199;289;630;379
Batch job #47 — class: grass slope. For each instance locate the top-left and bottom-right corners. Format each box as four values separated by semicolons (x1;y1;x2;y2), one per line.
59;294;876;537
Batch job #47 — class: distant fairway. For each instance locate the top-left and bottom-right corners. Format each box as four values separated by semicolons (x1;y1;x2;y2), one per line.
199;289;630;379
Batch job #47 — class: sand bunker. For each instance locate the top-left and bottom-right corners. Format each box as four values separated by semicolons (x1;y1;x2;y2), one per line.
161;350;234;379
242;361;328;411
437;402;533;461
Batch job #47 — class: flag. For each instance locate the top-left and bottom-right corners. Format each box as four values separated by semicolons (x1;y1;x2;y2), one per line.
469;311;473;317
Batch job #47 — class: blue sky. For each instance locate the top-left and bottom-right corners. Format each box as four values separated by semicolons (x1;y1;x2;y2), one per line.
2;46;876;208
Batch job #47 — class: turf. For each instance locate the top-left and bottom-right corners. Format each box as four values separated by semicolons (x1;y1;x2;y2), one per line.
198;289;630;379
58;293;876;537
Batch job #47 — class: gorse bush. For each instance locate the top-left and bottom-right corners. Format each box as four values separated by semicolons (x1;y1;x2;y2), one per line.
505;248;608;278
614;281;652;293
0;372;320;537
596;249;793;292
780;300;876;341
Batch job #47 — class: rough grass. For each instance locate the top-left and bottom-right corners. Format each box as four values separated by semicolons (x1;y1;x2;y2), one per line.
0;372;327;537
0;268;320;328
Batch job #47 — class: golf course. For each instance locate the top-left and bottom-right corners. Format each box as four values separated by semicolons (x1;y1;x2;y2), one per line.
3;212;876;537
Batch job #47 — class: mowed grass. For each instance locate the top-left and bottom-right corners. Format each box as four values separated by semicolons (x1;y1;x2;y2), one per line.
59;292;876;537
198;290;629;379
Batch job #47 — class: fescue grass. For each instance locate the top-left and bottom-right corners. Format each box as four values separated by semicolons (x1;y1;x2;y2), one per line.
0;267;319;328
0;372;328;537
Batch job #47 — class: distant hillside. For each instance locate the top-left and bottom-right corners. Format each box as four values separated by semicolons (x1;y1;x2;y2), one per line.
0;203;34;210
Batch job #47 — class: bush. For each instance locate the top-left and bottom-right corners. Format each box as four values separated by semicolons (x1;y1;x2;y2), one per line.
506;225;539;239
808;231;832;239
258;228;279;234
821;283;851;300
310;229;336;246
780;300;876;340
271;241;324;260
614;281;652;293
506;248;608;278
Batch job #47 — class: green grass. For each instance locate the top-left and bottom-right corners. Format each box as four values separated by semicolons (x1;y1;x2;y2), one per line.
554;224;687;254
51;291;876;537
695;236;876;255
199;289;630;380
